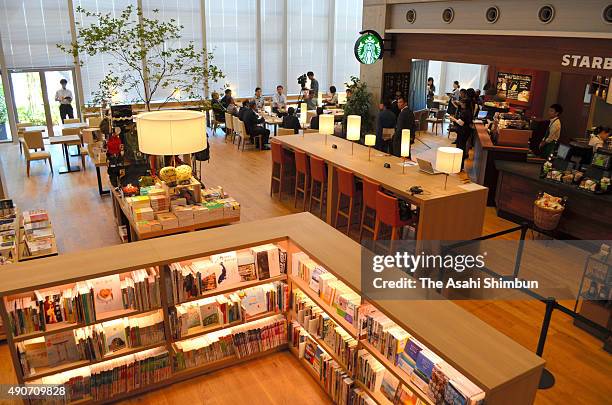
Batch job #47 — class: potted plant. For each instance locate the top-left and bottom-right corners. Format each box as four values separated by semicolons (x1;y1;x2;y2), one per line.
342;76;373;140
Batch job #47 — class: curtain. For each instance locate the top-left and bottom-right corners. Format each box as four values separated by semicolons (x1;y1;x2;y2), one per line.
409;59;428;111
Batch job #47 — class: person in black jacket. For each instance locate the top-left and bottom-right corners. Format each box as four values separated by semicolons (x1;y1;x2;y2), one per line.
392;96;415;158
243;101;270;149
281;107;301;134
220;89;232;108
238;100;250;121
309;107;324;130
448;99;473;170
376;99;397;152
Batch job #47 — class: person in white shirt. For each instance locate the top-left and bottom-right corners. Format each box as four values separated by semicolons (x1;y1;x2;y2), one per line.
271;85;287;114
589;126;610;152
323;86;338;106
55;79;74;123
539;104;563;157
254;87;265;110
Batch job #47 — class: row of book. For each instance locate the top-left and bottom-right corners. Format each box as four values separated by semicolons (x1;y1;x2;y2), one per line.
0;199;17;263
167;244;287;305
290;322;375;405
23;209;55;257
7;270;161;337
30;347;171;404
292;288;358;375
359;304;485;405
169;281;289;339
18;311;166;375
173;315;287;370
292;252;361;329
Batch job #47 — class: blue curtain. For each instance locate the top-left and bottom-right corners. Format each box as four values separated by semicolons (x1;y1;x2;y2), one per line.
409;60;428;111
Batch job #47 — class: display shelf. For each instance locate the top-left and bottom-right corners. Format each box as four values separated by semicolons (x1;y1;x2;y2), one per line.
24;342;165;382
288;345;336;403
360;339;434;405
175;311;282;342
353;380;392;405
290;277;358;339
13;307;161;342
172;274;287;306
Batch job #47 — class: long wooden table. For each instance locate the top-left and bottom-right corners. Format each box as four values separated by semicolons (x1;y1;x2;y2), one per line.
274;134;488;240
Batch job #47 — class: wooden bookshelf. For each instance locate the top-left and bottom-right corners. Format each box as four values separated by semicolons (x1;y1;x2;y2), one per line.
353;380;393;405
176;310;282;342
0;213;544;405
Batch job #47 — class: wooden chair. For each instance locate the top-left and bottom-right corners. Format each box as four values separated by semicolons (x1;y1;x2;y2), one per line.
224;113;234;143
308;156;327;219
334;167;355;235
270;142;293;200
62;127;86;168
64;118;80;124
62;127;81;136
359;179;381;241
373;191;411;241
22;132;52;177
426;109;446;135
294;150;310;209
235;119;263;151
87;116;102;128
277;128;295;136
17;122;33;155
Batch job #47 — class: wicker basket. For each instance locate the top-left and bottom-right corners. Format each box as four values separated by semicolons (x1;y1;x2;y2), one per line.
533;203;564;231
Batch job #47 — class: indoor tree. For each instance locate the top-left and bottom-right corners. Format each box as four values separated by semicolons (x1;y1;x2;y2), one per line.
342;76;373;138
59;5;224;111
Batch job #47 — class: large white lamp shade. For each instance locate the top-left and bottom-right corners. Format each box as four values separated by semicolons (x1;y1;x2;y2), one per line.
136;110;206;155
435;146;463;174
400;129;411;158
300;103;308;124
319;114;335;135
347;115;361;141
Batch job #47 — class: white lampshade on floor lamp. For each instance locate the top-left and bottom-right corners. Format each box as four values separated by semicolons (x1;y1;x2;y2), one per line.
319;114;334;145
347;115;361;155
435;146;463;189
136;110;207;170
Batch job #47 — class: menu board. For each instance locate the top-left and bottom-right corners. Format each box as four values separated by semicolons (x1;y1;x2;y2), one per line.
496;72;532;103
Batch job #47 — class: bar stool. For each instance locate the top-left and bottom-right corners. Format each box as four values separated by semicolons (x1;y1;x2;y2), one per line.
359;179;381;241
270;142;292;200
334;167;355;235
294;150;310;209
373;191;411;241
308;156;326;219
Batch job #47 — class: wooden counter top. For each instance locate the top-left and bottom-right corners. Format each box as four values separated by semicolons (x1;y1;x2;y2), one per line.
475;124;531;153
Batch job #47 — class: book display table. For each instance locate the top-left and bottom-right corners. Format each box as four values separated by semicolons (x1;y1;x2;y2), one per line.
0;213;543;405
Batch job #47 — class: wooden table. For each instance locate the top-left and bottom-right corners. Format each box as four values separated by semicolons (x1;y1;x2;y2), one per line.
62;122;89;130
274;134;488;241
94;160;111;196
23;125;47;133
49;135;82;173
262;114;282;136
111;189;240;242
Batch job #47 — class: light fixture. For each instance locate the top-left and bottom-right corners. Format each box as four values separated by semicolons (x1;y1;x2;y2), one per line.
364;134;376;161
136;109;206;159
300;102;308;124
400;129;411;173
347;115;361;155
319;114;334;145
435;146;463;189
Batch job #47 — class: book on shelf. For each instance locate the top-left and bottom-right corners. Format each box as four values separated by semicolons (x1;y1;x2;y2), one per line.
380;372;401;403
356;349;386;394
210;251;241;285
173;329;235;370
251;244;281;280
102;318;127;353
237;251;257;282
91;274;123;314
6;296;45;336
45;330;80;367
22;210;49;227
120;268;161;311
18;337;47;376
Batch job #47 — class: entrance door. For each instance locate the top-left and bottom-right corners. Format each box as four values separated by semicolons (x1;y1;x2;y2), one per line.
0;76;12;142
9;69;78;137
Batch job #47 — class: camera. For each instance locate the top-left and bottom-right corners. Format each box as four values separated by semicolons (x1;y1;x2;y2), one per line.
297;74;307;88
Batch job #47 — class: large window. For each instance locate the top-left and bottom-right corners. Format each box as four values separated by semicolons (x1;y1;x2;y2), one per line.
205;0;257;98
427;60;487;95
333;0;362;90
261;0;285;94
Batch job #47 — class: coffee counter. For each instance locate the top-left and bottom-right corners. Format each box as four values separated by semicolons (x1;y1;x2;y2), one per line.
495;160;612;239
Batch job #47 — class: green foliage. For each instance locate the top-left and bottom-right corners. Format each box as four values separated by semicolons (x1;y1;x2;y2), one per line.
90;74;123;108
16;107;46;126
343;76;373;135
59;5;224;110
0;82;7;123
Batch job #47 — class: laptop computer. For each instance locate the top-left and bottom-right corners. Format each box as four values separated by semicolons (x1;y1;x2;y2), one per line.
417;158;443;175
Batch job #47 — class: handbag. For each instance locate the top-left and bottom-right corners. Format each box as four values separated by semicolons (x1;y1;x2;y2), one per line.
398;200;412;221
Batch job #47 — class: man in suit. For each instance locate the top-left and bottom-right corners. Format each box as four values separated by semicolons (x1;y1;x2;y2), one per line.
220;89;232;108
281;107;301;134
243;101;270;150
392;96;415;158
375;100;397;152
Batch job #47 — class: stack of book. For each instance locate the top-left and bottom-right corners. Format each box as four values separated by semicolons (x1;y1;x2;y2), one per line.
356;349;387;394
6;296;45;336
156;212;179;230
22;209;55;256
0;199;17;261
172;205;194;227
120;268;162;311
231;315;287;358
173;330;235;370
148;190;169;212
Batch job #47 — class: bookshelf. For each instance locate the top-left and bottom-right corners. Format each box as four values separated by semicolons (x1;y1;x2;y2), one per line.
0;213;544;405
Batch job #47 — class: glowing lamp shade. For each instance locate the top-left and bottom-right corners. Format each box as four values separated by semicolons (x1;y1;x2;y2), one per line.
347;115;361;141
435;147;463;174
364;134;376;146
300;103;308;124
400;129;411;157
136;110;206;156
319;114;334;135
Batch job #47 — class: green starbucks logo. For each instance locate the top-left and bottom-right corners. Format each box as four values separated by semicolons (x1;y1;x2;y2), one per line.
354;31;383;65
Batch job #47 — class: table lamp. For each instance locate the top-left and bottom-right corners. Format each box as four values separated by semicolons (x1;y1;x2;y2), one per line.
347;115;361;155
136;110;206;170
364;134;376;161
400;129;411;173
435;146;463;189
319;114;334;145
300;102;308;125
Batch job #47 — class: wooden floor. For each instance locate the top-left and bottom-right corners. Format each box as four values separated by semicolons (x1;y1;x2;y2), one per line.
0;129;610;405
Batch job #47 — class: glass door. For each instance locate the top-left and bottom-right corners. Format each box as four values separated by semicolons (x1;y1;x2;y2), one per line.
0;77;12;142
44;70;77;136
10;71;49;135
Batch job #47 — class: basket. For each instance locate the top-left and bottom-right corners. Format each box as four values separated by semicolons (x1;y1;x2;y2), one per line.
533;203;564;231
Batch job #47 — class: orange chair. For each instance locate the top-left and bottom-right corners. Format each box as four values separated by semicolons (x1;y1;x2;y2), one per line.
373;191;411;241
359;179;380;241
334;167;355;235
308;156;326;219
294;150;309;209
270;142;292;200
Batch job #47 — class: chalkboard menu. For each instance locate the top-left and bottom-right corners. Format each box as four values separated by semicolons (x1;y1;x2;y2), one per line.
496;72;532;103
383;73;410;104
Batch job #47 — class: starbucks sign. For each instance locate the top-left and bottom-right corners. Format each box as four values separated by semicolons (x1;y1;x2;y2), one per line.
354;30;383;65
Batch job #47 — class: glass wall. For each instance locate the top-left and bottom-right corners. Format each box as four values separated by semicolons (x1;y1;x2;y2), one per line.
261;0;285;94
333;0;363;90
427;60;487;96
